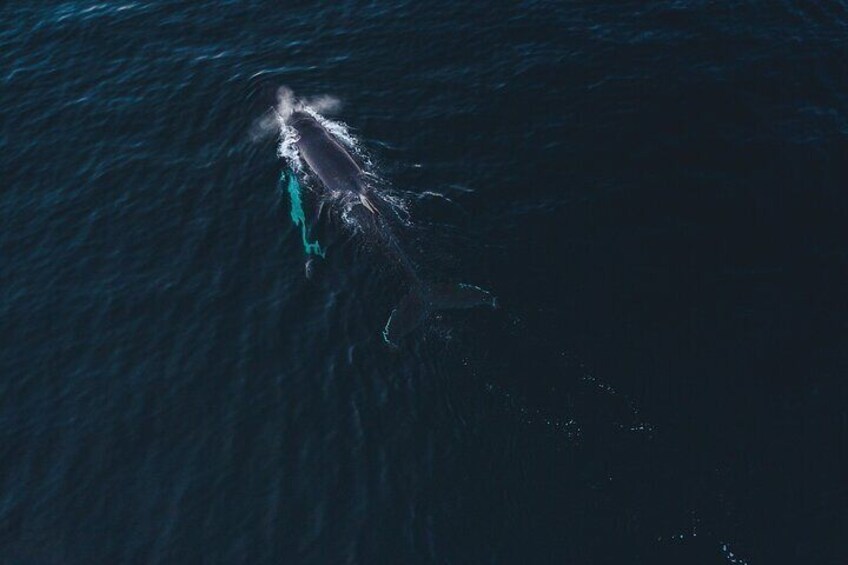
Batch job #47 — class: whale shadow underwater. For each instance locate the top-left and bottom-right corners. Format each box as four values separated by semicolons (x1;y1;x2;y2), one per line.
273;91;496;346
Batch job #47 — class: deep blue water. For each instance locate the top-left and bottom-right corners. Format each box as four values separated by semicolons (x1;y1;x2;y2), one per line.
2;1;847;563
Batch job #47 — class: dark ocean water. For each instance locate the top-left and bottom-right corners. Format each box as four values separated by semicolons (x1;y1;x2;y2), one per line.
2;1;847;563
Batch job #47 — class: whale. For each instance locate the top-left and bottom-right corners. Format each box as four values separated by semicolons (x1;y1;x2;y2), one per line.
288;111;380;210
282;106;496;346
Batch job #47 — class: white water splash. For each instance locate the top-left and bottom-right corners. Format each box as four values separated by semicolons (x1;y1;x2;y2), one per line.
276;122;303;173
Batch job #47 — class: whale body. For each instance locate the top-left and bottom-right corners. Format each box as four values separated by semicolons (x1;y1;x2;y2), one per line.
283;106;495;345
290;112;365;193
289;110;380;214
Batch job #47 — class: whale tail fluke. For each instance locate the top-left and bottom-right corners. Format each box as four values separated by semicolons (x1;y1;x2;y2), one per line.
382;283;496;346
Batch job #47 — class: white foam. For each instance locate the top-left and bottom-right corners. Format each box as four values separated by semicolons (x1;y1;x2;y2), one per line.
276;122;303;172
304;106;358;150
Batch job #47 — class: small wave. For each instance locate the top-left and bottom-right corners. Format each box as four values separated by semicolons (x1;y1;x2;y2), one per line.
52;2;141;24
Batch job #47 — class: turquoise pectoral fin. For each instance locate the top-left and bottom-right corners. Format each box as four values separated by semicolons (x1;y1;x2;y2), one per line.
283;171;325;258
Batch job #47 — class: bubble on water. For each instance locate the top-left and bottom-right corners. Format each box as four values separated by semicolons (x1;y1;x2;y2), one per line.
719;542;750;565
484;380;582;443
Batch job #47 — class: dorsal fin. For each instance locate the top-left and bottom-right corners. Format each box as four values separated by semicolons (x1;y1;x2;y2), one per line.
359;193;379;215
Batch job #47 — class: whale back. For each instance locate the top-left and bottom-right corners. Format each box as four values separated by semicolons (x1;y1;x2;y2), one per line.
289;111;363;193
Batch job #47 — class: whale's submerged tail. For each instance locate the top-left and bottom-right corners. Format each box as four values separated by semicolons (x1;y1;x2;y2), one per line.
382;283;497;346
